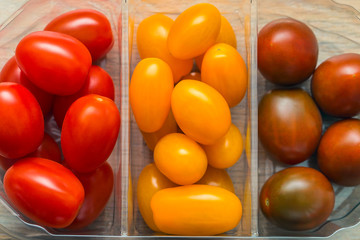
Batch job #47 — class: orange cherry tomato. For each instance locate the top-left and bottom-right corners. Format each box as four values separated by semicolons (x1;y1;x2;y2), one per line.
195;15;237;70
181;72;201;81
196;165;235;193
137;163;177;232
202;43;247;107
171;80;231;145
151;185;242;235
154;133;207;185
141;110;178;151
137;14;192;83
130;58;173;132
203;123;243;169
168;3;221;60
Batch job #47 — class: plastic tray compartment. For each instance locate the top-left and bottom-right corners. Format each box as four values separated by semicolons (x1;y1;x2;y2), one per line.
256;0;360;238
0;0;122;238
123;0;254;237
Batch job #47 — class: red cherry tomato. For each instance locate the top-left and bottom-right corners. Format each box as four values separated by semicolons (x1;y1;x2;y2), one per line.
0;83;44;159
15;31;92;96
0;56;53;116
4;157;84;228
53;65;115;128
311;53;360;117
318;119;360;186
0;132;61;171
61;94;120;173
258;18;318;85
67;162;114;229
44;9;114;62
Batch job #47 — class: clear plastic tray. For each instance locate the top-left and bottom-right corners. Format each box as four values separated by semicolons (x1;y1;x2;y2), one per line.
0;0;359;239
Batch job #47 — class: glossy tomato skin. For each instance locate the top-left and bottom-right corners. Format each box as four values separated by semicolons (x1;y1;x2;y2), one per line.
202;43;247;107
202;123;243;169
154;133;207;185
15;31;92;96
171;80;231;145
195;15;237;70
182;72;201;81
168;3;221;59
61;94;120;173
130;58;173;133
258;89;322;165
260;167;334;231
53;65;115;128
44;9;113;62
311;53;360;117
67;162;114;229
4;157;85;228
151;185;242;235
0;83;44;159
0;132;62;171
141;110;178;151
136;14;192;83
0;56;53;116
258;18;318;85
196;165;235;193
318;119;360;186
137;163;177;232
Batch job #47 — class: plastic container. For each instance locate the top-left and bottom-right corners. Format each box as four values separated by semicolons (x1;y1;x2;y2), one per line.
0;0;359;239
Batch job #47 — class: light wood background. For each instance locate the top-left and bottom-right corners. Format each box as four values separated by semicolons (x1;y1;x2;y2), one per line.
0;0;359;239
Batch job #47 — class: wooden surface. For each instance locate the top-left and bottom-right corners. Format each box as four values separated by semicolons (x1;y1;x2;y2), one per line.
0;0;360;239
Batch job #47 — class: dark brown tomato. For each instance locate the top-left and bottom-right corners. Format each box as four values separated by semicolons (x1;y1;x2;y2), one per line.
258;18;318;85
260;167;335;231
318;119;360;186
311;53;360;117
258;89;322;165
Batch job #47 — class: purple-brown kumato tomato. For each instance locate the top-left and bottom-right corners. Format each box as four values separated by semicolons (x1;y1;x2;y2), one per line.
260;167;335;231
318;119;360;186
258;89;322;165
258;18;318;85
311;53;360;117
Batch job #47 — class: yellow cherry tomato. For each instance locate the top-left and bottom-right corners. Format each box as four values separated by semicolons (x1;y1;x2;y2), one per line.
202;123;244;169
151;185;242;236
171;80;231;145
130;58;173;132
196;165;235;193
137;163;177;232
195;15;237;70
137;14;192;83
202;43;248;107
181;72;201;81
154;133;207;185
141;110;178;151
168;3;221;60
